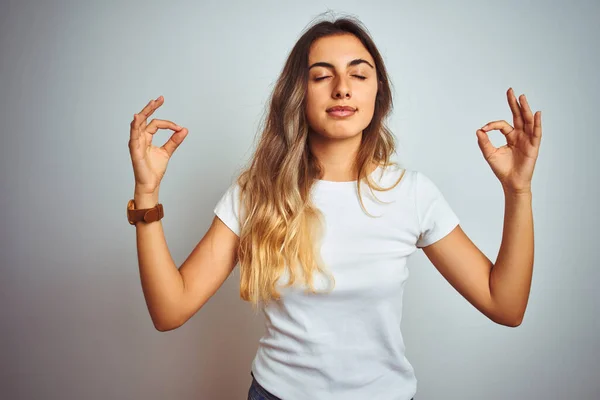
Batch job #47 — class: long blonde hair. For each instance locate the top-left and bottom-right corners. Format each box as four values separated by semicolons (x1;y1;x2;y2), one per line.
235;15;404;312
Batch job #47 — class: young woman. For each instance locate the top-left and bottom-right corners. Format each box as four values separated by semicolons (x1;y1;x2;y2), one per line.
127;16;542;400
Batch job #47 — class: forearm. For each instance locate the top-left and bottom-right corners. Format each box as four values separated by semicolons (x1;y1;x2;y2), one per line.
489;189;534;326
134;191;185;331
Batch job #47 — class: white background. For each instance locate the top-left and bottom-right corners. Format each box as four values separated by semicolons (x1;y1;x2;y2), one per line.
1;0;597;398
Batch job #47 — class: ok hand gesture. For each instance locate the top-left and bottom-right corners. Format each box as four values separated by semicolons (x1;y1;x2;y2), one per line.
476;88;542;195
128;96;188;196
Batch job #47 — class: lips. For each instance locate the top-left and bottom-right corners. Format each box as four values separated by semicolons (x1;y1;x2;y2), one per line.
326;105;356;118
326;106;356;112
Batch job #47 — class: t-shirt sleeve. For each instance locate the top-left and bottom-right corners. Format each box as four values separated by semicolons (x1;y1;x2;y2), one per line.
415;171;460;248
213;181;242;237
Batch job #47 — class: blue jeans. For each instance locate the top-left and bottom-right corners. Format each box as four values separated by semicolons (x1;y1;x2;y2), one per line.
248;371;281;400
247;371;414;399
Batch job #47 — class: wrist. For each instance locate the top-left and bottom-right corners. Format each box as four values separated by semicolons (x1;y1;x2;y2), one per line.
502;184;532;197
503;188;532;197
133;191;159;209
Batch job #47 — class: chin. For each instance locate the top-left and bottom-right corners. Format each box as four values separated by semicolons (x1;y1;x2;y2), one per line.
315;128;363;140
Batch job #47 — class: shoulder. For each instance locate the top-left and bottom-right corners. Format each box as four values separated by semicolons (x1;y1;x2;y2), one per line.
384;168;450;205
407;169;444;199
375;163;415;185
378;165;418;194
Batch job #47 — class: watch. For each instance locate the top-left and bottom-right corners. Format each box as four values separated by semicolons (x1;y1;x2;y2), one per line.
127;199;164;225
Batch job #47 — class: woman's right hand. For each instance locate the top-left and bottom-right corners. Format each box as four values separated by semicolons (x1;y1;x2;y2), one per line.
128;96;188;196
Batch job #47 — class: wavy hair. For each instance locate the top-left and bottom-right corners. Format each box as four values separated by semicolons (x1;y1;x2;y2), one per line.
234;14;405;312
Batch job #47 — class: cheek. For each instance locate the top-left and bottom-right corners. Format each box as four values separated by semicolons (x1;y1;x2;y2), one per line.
359;86;378;114
306;85;323;104
305;88;325;120
363;84;379;104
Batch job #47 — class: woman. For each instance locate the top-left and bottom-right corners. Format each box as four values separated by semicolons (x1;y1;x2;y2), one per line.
127;16;542;400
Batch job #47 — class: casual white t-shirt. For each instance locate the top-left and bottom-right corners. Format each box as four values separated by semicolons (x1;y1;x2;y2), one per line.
213;164;460;400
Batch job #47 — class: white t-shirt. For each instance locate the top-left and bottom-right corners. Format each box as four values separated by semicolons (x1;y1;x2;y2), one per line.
213;164;460;400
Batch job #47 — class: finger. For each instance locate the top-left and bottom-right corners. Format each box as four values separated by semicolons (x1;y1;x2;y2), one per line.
130;114;142;142
507;88;524;131
162;128;189;158
476;128;496;160
128;116;147;154
480;120;517;145
519;94;535;137
481;120;513;135
132;96;164;130
139;95;164;119
531;111;542;148
145;119;183;135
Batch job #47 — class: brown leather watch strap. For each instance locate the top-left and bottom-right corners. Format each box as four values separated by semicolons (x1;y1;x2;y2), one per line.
127;199;164;225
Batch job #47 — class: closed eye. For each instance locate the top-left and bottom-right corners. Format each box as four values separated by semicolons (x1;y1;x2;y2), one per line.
314;75;367;81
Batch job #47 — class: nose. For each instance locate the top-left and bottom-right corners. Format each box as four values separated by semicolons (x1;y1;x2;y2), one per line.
332;77;351;99
335;90;351;99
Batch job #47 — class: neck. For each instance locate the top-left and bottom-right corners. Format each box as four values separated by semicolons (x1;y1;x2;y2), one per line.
308;130;377;182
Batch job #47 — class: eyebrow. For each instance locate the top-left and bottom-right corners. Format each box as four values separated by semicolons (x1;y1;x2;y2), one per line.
308;58;375;71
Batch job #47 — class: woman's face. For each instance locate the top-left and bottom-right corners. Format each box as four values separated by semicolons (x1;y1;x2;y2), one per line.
305;33;378;141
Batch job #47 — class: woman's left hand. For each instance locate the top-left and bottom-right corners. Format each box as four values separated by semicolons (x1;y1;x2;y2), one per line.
476;87;542;195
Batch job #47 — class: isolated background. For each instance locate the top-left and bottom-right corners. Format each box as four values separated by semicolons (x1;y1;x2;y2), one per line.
1;0;598;399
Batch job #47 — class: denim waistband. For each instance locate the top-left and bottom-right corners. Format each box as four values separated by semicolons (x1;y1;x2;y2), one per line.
249;371;282;400
248;371;414;399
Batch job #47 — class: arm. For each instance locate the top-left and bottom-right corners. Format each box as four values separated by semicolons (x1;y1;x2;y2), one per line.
134;192;183;331
421;189;534;327
422;87;540;327
488;189;534;326
134;192;239;332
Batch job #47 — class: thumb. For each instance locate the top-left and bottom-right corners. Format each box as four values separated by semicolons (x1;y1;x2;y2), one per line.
476;129;496;160
162;128;188;158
